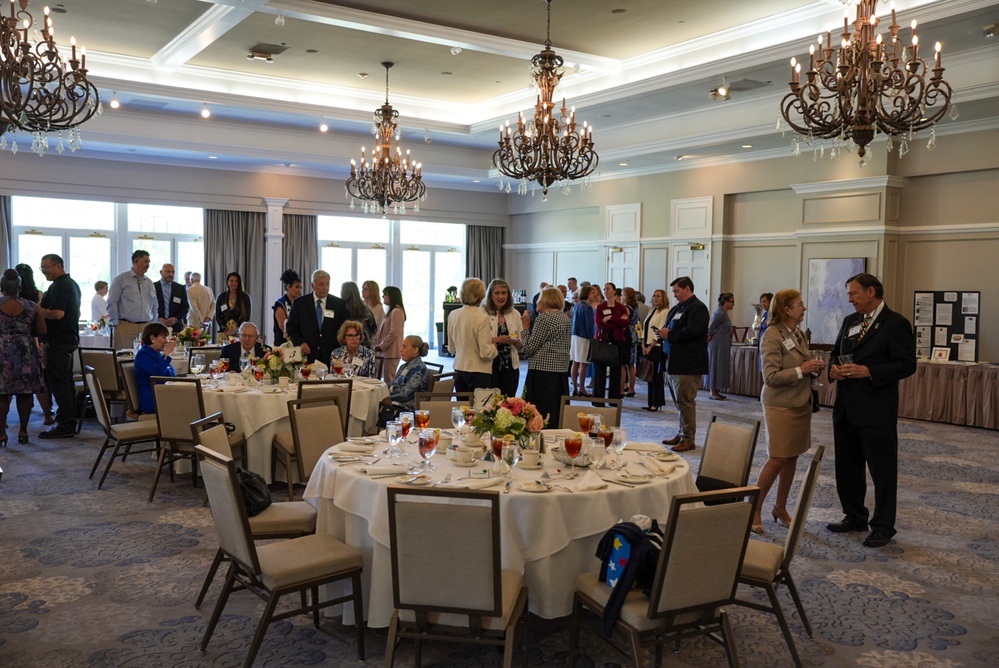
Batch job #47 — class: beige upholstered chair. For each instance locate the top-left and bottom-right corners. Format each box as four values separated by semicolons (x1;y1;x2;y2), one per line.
424;361;444;377
272;396;345;500
195;445;364;667
569;487;761;668
79;347;127;430
695;413;762;493
384;487;528;668
558;396;622;431
149;377;246;502
116;359;156;422
188;345;222;370
415;391;473;429
736;446;825;667
429;371;456;395
375;356;386;380
84;366;160;489
190;413;317;609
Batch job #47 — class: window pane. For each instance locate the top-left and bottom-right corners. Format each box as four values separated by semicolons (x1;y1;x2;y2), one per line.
177;241;204;278
402;250;431;342
320;247;353;289
128;204;203;235
318;216;389;243
133;239;173;269
356;248;386;292
399;221;465;246
69;237;112;299
435;251;465;304
18;233;64;292
12;196;114;231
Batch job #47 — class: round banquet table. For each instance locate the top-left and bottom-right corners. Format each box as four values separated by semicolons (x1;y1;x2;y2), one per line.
202;376;389;480
302;439;697;628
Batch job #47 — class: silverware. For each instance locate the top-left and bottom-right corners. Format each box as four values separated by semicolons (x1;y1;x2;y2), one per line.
369;471;407;479
503;480;512;494
600;476;635;488
433;473;452;487
552;483;574;493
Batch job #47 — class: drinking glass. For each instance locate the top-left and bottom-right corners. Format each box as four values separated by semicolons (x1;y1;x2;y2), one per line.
252;366;264;383
315;365;327;380
239;357;251;374
415;409;431;431
343;364;354;378
418;429;437;471
190;353;206;376
399;412;414;440
300;364;312;380
597;424;613;450
589;414;602;435
612;427;628;457
838;354;853;366
331;356;345;376
218;358;229;373
564;432;583;479
810;350;825;389
451;406;466;431
209;362;225;389
385;421;403;458
577;413;592;434
589;439;606;469
502;443;521;480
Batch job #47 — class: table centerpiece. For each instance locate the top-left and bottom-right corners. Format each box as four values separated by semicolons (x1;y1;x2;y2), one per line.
256;341;304;381
468;391;547;450
177;324;211;347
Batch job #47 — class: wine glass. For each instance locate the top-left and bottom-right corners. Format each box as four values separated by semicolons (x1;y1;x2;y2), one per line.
451;406;465;432
810;350;825;389
589;438;606;469
190;353;206;376
564;432;583;479
385;420;403;458
300;364;312;380
331;356;345;376
343;364;354;378
612;427;628;458
252;365;264;383
209;361;225;389
577;413;592;434
502;443;521;480
415;409;431;431
399;412;414;441
315;365;327;380
597;424;613;450
239;357;251;374
418;429;437;471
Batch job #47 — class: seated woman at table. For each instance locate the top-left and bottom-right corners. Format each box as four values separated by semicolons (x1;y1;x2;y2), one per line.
135;322;177;414
330;320;378;378
387;335;430;412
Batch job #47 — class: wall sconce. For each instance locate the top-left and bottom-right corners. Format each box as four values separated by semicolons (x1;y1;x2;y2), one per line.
609;246;623;253
689;243;706;251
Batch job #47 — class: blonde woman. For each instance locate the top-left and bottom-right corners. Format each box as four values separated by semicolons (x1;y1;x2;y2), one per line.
362;280;385;329
447;277;498;393
483;278;523;397
641;289;669;411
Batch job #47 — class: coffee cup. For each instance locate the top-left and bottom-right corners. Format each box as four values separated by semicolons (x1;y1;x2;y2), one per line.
277;377;290;388
438;435;453;450
521;449;542;467
449;446;476;464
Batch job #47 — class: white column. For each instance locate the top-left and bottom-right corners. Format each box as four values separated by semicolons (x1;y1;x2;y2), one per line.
262;197;288;343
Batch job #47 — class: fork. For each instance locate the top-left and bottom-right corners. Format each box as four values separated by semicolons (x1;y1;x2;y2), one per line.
433;473;452;487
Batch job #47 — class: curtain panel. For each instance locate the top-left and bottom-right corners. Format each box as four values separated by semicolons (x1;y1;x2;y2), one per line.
281;213;317;287
466;225;503;283
204;209;266;338
0;195;11;269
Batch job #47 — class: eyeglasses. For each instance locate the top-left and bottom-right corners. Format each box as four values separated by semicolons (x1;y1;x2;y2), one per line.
39;264;53;271
345;333;361;338
791;302;805;308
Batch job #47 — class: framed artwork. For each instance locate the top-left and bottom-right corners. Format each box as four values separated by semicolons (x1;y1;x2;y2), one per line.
805;258;867;345
932;347;951;362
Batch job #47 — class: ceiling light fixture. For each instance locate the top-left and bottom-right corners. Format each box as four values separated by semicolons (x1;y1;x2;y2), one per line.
779;0;955;165
319;118;329;133
247;51;273;63
109;92;120;110
345;62;426;215
274;14;285;26
200;105;211;119
709;78;730;101
0;1;101;156
493;0;598;200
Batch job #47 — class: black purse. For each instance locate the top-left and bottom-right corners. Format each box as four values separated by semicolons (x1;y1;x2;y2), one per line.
588;339;620;365
236;468;272;517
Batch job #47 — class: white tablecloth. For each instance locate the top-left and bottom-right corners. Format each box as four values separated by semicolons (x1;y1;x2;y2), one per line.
302;443;697;627
203;377;389;480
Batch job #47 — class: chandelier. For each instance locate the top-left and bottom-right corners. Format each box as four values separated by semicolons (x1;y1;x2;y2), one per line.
345;62;426;215
778;0;954;165
0;0;102;156
493;0;598;199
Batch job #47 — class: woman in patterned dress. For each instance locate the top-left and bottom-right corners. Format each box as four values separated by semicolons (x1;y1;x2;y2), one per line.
707;292;735;400
330;320;378;378
271;269;301;346
519;286;571;428
0;268;46;444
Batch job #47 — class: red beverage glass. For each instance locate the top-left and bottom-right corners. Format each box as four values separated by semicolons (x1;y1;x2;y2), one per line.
598;428;613;449
419;431;437;459
300;365;312;380
564;435;583;459
401;420;412;439
578;414;592;433
253;367;264;382
491;437;505;459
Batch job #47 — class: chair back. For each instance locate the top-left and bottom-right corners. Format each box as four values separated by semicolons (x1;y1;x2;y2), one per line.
82;366;113;433
80;348;123;394
189;346;223;370
117;359;142;415
297;379;352;432
191;412;234;458
783;446;825;569
288;397;345;481
152;377;205;445
424;362;444;376
415;392;473;429
647;487;760;622
429;371;456;395
388;487;502;617
375;356;386;380
696;413;761;489
558;396;622;430
195;445;261;575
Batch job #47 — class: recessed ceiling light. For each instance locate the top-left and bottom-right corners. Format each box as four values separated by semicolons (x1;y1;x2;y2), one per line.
319;120;329;133
472;179;480;183
208;155;218;160
305;49;318;55
618;162;628;166
200;105;210;119
741;144;753;149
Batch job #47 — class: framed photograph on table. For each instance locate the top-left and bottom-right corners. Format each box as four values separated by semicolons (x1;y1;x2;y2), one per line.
931;347;951;362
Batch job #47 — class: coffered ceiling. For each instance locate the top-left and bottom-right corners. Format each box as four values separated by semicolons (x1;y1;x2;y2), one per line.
11;0;999;190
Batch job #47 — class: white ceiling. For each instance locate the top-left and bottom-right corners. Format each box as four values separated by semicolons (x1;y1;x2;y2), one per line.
10;0;999;190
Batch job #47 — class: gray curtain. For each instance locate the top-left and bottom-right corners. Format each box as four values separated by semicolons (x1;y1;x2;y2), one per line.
0;195;11;269
282;213;317;286
466;225;503;283
204;209;266;338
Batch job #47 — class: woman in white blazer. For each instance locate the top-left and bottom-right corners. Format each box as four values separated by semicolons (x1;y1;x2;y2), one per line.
482;278;524;397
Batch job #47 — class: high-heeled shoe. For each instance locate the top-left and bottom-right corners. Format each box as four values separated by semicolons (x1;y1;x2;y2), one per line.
772;507;792;527
43;413;55;426
751;523;765;535
641;406;660;412
18;431;28;444
0;433;7;447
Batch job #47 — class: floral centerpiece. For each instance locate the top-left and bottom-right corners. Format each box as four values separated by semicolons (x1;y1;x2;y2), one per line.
177;324;210;346
257;341;304;380
469;391;547;449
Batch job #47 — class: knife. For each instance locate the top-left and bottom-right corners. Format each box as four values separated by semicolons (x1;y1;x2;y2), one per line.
600;476;635;488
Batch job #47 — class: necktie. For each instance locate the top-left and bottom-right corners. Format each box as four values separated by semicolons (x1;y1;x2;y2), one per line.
858;314;872;340
316;299;324;327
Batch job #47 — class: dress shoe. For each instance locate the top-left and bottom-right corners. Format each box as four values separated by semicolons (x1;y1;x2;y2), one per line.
826;519;868;533
771;507;792;527
750;523;765;535
642;406;660;412
671;441;695;452
863;531;893;548
38;426;75;439
661;435;682;446
624;391;636;398
710;393;726;400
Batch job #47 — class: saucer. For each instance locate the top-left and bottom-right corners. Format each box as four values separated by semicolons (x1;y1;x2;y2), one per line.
518;463;544;470
652;452;680;462
619;473;654;484
449;460;478;467
517;481;550;493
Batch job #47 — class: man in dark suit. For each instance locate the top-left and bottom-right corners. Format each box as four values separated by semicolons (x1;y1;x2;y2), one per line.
220;322;269;369
285;269;347;365
154;263;189;334
660;276;709;453
828;273;916;548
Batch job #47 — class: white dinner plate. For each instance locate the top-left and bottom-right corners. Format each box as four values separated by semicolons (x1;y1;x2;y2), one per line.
652;452;680;462
517;481;550;493
395;474;433;485
328;454;362;463
618;473;654;484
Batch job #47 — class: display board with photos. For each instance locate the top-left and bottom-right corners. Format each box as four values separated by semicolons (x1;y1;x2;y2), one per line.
913;291;980;362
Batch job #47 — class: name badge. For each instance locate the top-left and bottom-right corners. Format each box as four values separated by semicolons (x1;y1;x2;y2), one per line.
602;309;612;316
673;312;683;320
847;324;862;337
323;308;336;319
783;338;796;351
172;296;182;303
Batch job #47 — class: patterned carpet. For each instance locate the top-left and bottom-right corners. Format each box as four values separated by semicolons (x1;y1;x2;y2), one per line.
2;387;998;667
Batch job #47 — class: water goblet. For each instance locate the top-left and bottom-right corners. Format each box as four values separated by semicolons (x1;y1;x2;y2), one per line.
612;427;628;458
418;429;437;471
343;364;354;378
451;406;466;431
385;421;403;458
564;432;583;479
810;350;826;389
315;365;327;380
502;443;521;480
589;438;606;469
190;353;206;376
239;357;250;374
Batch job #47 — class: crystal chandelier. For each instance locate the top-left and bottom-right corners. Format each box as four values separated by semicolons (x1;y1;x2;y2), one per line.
345;62;426;215
778;0;954;165
0;0;102;156
493;0;598;200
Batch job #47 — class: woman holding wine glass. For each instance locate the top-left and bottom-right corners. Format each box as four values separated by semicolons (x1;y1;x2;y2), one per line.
214;272;251;340
330;320;378;378
271;269;302;346
134;322;176;414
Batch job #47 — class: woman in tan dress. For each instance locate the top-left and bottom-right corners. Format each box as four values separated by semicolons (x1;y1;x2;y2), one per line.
751;289;826;533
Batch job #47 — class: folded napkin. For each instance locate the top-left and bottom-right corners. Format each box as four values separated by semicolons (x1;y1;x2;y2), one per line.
339;443;375;453
214;384;247;393
625;442;665;453
639;458;676;475
576;470;608;491
362;464;410;476
542;428;577;439
451;477;504;490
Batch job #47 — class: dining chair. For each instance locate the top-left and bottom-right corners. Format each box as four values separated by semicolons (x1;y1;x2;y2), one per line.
424;361;444;376
558;395;622;431
272;396;344;500
735;446;825;668
190;413;318;609
78;347;127;431
569;486;761;668
384;487;528;668
84;366;161;489
695;413;761;494
195;445;365;667
149;377;247;502
415;391;473;429
188;345;223;370
115;358;157;423
297;378;352;432
429;371;456;395
375;356;385;380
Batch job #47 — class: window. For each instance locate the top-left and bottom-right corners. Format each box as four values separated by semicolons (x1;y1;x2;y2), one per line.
127;204;204;276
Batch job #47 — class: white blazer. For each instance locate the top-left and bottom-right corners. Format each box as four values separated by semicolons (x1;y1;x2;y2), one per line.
482;306;523;369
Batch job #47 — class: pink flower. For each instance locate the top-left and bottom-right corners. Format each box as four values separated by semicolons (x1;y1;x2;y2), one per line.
508;402;522;416
527;414;544;432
